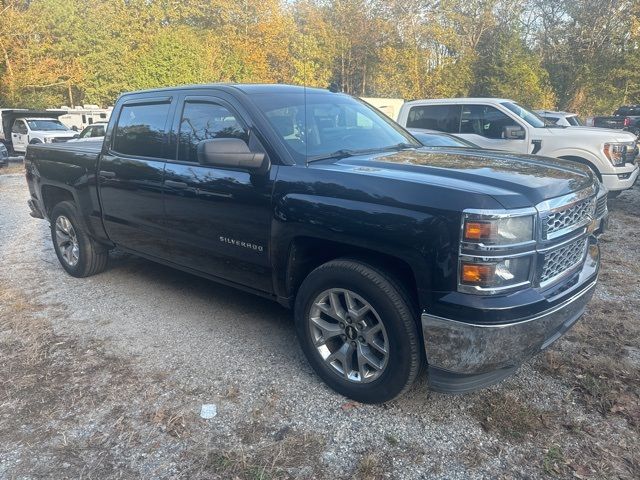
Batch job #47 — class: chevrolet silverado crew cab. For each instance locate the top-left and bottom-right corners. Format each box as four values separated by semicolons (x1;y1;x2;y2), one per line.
25;85;607;403
398;98;639;197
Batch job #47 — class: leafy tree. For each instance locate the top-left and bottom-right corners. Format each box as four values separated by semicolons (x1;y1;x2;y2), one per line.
0;0;637;117
472;27;557;108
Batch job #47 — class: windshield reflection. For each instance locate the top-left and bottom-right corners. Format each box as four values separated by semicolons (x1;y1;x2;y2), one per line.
250;92;420;163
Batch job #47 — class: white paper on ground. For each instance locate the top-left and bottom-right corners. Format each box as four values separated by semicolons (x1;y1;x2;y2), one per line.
200;404;217;419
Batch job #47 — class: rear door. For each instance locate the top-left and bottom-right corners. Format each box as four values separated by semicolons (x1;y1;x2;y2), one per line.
11;120;28;152
97;96;176;257
161;93;275;292
404;104;462;134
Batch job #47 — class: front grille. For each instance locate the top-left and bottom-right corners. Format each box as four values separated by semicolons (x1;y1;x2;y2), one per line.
623;143;638;164
596;194;607;218
540;238;588;285
544;199;594;239
52;137;71;143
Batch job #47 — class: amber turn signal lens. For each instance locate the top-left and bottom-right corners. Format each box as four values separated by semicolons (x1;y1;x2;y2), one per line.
461;263;495;284
464;221;494;241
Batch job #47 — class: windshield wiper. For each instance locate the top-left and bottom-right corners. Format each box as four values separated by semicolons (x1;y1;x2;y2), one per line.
382;142;418;151
307;149;359;163
306;143;419;163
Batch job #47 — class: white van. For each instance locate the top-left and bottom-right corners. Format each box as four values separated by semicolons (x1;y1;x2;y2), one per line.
398;98;639;195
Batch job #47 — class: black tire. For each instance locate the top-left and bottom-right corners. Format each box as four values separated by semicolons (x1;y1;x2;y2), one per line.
294;259;422;403
50;201;108;277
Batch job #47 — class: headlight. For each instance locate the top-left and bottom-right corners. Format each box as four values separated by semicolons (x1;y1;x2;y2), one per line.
462;214;534;246
460;256;532;290
459;209;536;295
603;142;634;166
44;137;53;143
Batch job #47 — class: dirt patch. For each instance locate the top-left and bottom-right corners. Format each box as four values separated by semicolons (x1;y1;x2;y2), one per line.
0;163;25;175
0;281;327;479
470;392;550;441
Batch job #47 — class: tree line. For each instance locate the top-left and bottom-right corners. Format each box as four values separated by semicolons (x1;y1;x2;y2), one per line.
1;0;638;115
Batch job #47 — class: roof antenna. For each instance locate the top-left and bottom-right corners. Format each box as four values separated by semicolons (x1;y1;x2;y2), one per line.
303;22;308;166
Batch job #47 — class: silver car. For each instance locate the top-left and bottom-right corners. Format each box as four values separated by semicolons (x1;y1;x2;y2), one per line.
535;110;584;127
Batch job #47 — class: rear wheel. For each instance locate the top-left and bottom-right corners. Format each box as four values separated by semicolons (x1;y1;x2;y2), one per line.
50;201;108;277
294;259;422;403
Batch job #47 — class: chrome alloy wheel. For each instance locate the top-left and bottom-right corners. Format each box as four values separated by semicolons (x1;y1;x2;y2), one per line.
55;215;79;267
309;288;389;383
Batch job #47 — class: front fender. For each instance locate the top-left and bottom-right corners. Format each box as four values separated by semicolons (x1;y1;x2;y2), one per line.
545;147;605;174
271;193;458;309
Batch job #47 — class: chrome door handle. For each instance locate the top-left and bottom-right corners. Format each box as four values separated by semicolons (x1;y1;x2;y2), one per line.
99;170;116;179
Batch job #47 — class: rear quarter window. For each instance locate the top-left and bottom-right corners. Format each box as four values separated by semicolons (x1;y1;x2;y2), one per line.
406;105;461;133
113;102;171;158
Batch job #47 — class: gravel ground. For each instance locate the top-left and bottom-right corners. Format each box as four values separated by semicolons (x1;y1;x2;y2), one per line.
1;170;638;479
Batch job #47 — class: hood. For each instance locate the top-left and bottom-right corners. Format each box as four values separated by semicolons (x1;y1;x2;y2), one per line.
310;148;594;209
34;130;76;137
544;126;637;142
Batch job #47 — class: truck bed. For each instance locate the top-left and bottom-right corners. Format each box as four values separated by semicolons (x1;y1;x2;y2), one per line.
592;116;626;129
25;139;102;171
25;139;103;212
29;139;103;155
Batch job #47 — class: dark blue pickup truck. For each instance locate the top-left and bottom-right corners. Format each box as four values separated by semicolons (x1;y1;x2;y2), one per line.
25;84;608;403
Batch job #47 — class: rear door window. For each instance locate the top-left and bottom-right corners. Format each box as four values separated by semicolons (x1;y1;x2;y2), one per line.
406;105;461;133
113;102;171;159
177;101;248;163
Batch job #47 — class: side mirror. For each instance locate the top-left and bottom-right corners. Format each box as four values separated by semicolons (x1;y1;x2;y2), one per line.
73;134;80;139
197;138;269;174
503;125;526;140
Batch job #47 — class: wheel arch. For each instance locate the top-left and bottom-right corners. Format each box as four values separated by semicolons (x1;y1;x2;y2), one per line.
281;236;422;311
40;184;76;217
557;155;602;181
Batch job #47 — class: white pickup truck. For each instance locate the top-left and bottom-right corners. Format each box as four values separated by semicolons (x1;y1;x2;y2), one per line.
397;98;639;195
10;117;77;153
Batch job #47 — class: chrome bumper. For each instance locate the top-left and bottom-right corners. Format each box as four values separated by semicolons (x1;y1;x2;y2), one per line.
422;253;598;392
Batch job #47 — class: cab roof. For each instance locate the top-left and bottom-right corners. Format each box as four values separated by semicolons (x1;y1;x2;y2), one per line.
404;98;514;106
120;83;335;98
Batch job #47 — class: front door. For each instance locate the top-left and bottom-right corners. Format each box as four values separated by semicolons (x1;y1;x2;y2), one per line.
11;120;28;153
162;95;274;292
97;97;175;258
457;104;529;153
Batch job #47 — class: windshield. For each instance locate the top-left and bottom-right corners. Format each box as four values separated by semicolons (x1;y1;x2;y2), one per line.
250;92;419;162
501;102;548;128
566;116;583;126
410;131;476;148
26;119;69;131
80;124;105;138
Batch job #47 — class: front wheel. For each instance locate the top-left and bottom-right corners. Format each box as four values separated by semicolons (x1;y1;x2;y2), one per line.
294;259;422;403
50;201;108;277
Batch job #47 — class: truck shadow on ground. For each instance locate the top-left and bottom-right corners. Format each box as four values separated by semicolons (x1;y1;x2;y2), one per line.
98;248;433;401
